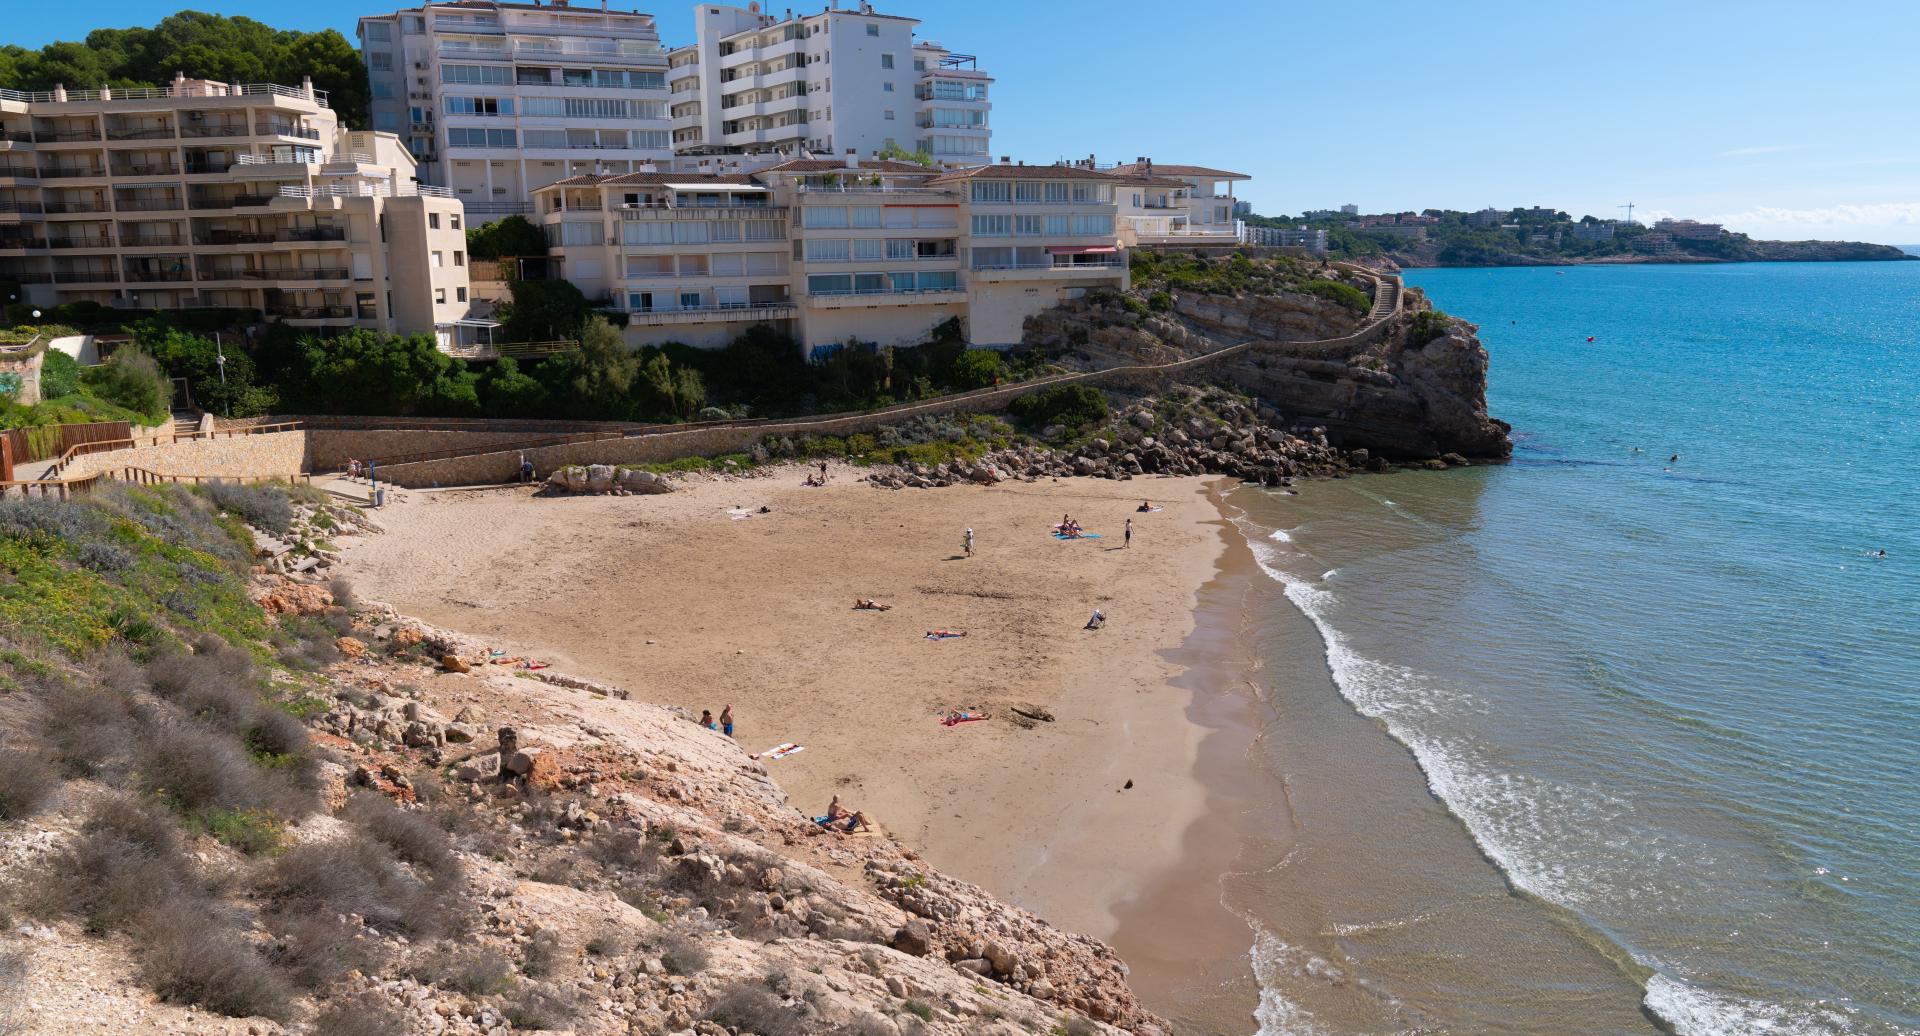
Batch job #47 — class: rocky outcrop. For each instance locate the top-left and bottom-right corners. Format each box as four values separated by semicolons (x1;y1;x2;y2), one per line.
546;464;678;496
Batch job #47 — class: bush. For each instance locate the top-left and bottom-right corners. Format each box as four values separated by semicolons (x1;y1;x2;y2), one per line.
260;837;448;937
346;792;462;882
40;678;140;778
265;913;385;990
309;993;407;1036
412;945;515;997
200;481;294;536
948;348;1004;390
1008;384;1109;432
132;720;302;819
659;932;709;976
203;807;286;854
0;749;58;821
506;984;581;1030
521;928;562;979
466;215;548;261
20;797;194;935
704;981;802;1036
136;900;295;1020
1147;290;1173;312
1410;308;1452;344
39;349;80;399
1299;277;1371;313
79;348;170;423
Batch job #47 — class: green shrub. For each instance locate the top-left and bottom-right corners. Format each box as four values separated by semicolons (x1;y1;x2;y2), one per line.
948;348;1004;389
1147;290;1173;312
1299;278;1371;313
79;348;170;422
1119;294;1149;316
40;349;81;398
203;807;286;855
1008;384;1109;432
1410;308;1453;343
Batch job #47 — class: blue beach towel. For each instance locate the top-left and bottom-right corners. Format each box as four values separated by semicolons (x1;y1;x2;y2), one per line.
1053;532;1102;540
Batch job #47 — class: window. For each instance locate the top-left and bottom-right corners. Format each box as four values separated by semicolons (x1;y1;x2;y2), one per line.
456;287;467;302
970;214;1010;237
432;250;444;267
623;222;672;245
886;238;914;259
853;238;882;260
372;83;395;101
970;181;1010;203
403;16;424;34
808;274;851;294
446;96;511;116
434;287;447;303
883;82;893;92
880;54;894;69
454;250;465;266
681;291;703;309
1045;215;1069;235
626;255;673;277
1013;181;1041;204
710;220;740;242
446;127;516;147
365;22;392;42
921;270;957;290
451;215;462;230
804;206;848;229
745;252;781;275
562;222;601;246
1071;214;1114;236
442;64;512;86
1014;215;1043;236
865;23;880;36
1045;182;1070;203
852;206;881;228
1070;183;1104;203
804;238;849;261
710;253;744;276
673;221;709;244
369;52;393;72
429;214;441;230
970;246;1012;269
373;108;399;128
883;109;894;121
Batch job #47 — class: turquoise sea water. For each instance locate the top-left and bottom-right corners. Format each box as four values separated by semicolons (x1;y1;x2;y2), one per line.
1236;262;1919;1034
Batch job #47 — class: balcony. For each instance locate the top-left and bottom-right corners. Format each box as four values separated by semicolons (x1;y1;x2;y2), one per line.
42;200;108;214
123;268;195;283
51;267;117;284
47;237;114;250
106;126;176;142
622;302;794;327
969;259;1124;281
181;124;249;139
0;236;49;251
184;159;234;175
119;235;189;249
241;267;350;282
804;286;966;309
34;130;103;143
190;195;276;210
116;197;186;212
0;202;45;220
619;204;783;221
0;170;40;186
37;167;106;179
515;39;664;62
110;162;181;178
257;125;322;141
266;305;353;320
279;227;348;243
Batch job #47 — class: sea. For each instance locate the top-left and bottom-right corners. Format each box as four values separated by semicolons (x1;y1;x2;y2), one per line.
1194;261;1918;1036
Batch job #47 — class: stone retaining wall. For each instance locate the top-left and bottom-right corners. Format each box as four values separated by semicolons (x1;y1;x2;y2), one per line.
305;429;550;471
62;431;308;481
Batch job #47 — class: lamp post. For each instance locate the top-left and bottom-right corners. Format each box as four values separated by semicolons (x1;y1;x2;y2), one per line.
213;332;228;417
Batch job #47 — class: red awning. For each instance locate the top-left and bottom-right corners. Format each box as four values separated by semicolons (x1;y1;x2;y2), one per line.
1046;245;1118;255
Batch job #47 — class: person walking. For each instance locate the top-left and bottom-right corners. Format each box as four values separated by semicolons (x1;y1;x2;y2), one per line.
720;704;734;739
964;527;975;557
520;454;535;484
1124;517;1133;549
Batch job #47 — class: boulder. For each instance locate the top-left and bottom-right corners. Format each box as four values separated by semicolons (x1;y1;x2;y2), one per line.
617;468;676;494
891;921;932;957
439;654;471;673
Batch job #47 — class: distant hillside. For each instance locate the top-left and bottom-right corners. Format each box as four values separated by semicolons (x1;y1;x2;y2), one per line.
1247;209;1915;268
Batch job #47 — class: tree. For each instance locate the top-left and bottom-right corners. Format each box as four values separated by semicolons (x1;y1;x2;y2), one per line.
948;349;1004;390
480;357;546;417
297;329;474;416
80;348;170;423
0;12;371;128
496;278;588;343
132;321;271;417
562;317;639;418
466;216;548;261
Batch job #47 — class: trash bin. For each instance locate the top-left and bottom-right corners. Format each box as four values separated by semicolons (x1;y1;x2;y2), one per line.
374;487;386;508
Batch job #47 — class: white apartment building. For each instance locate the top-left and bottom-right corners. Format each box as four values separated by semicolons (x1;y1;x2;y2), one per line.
1104;159;1247;245
660;1;991;165
358;1;674;217
0;76;468;338
531;155;1126;355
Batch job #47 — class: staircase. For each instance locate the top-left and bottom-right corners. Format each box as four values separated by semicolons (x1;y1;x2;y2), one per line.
172;413;203;439
1367;275;1401;321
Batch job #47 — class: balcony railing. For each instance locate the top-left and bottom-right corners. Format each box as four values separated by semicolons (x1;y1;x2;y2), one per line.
277;183;454;199
241;268;350;280
116;198;185;211
971;260;1124;271
111;164;180;177
0;237;48;250
624;301;794;318
189;195;274;210
37;168;105;179
181;125;249;138
123;269;194;282
106;127;176;141
0;203;44;215
120;236;187;248
34;131;102;143
794;185;947;195
43;200;108;213
258;125;322;141
280;227;348;242
51;268;116;282
807;286;964;299
47;238;113;249
197;231;276;245
267;305;353;319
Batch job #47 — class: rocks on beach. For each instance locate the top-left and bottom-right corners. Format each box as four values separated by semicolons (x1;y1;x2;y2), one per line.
546;464;677;496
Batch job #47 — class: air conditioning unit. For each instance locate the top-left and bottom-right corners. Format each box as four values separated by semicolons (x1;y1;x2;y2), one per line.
414;62;428;70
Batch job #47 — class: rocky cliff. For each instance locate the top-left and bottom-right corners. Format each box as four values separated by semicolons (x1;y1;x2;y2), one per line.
1023;265;1511;461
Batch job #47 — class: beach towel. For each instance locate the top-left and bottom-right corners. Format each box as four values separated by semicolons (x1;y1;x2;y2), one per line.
490;656;524;666
925;630;967;640
1053;531;1102;540
758;742;805;760
1139;506;1164;513
940;713;989;727
518;660;550;671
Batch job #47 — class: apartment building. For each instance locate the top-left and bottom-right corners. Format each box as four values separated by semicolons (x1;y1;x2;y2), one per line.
661;1;991;166
358;1;674;217
1104;159;1247;245
0;76;468;338
1652;218;1723;240
531;155;1125;353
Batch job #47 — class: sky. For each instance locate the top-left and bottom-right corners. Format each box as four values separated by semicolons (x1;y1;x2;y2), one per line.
10;0;1920;243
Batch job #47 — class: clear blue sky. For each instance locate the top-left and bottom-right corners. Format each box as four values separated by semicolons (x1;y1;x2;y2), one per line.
12;0;1920;242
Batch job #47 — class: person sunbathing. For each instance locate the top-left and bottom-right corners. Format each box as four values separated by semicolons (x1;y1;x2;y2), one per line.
1138;501;1153;512
925;629;967;639
1085;608;1106;630
855;598;892;611
944;709;989;725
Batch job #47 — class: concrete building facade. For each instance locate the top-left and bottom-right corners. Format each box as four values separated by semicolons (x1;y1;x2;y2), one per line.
667;1;991;167
0;76;467;338
1103;159;1247;245
358;1;675;218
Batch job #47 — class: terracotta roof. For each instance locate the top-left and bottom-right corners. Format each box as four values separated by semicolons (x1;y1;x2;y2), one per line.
538;172;760;189
1108;162;1250;180
925;163;1128;185
752;158;939;175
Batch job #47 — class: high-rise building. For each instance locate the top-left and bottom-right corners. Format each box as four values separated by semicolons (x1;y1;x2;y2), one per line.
358;1;675;218
0;76;468;338
669;1;991;166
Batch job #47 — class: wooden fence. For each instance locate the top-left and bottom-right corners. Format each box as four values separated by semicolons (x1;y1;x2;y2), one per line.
1;420;132;475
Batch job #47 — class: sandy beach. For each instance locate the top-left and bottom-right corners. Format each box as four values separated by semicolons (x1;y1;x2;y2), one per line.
337;463;1230;945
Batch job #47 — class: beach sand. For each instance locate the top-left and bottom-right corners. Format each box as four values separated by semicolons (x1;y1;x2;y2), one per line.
337;463;1230;946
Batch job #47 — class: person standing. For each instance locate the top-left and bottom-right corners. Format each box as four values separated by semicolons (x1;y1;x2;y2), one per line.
720;704;734;739
964;527;975;557
1124;517;1133;549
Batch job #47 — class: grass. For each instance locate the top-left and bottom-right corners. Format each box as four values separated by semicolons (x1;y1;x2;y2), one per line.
136;901;295;1021
0;750;57;821
704;981;803;1036
412;945;515;997
658;932;709;976
19;796;196;936
202;807;286;855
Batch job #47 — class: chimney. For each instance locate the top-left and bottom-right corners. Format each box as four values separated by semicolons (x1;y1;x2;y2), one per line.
999;155;1010;165
844;147;858;168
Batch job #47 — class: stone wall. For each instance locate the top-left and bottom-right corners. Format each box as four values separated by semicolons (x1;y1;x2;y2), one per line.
305;429;556;471
62;431;308;481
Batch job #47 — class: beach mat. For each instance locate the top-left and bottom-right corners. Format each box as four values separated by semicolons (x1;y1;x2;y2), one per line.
1052;532;1102;540
757;742;805;760
924;631;967;641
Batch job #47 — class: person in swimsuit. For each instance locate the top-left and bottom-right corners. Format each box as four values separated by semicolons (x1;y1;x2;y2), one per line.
700;709;715;730
720;704;733;738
